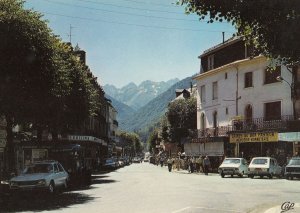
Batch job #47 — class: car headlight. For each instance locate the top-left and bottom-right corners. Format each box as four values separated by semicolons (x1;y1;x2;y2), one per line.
1;180;9;184
37;179;46;186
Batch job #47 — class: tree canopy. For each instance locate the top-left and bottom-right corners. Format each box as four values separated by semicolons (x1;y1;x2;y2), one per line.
179;0;300;66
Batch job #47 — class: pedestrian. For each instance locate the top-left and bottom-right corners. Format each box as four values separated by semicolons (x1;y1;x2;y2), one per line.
203;156;211;175
167;158;173;172
160;157;164;167
190;157;195;173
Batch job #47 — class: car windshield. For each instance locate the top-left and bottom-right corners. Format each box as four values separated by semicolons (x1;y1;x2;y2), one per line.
23;164;53;174
252;159;268;165
223;159;241;164
288;159;300;166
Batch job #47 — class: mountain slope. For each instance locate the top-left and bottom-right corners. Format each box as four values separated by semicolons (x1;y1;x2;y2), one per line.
105;95;136;121
119;76;194;131
103;79;179;110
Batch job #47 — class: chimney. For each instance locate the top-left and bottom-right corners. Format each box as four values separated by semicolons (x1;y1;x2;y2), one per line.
222;32;225;43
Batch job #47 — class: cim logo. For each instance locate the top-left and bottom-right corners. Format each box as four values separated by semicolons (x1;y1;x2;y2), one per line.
281;202;295;213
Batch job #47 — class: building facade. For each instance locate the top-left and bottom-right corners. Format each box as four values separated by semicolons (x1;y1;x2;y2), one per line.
193;37;300;165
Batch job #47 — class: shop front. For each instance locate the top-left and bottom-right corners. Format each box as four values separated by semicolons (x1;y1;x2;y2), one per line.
186;137;229;171
229;132;293;165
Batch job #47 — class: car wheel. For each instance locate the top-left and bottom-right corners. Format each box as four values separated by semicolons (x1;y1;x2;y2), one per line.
268;174;273;179
221;173;225;178
260;175;263;179
48;181;55;194
291;176;294;180
248;174;254;178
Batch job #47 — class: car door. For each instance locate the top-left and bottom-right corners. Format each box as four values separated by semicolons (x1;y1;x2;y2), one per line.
54;163;65;186
57;163;68;184
269;159;274;174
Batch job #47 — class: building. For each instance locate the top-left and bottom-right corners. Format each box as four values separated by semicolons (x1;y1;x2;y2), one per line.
193;37;300;166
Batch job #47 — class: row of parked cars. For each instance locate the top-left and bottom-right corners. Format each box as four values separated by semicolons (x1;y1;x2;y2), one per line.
218;156;300;179
102;156;131;170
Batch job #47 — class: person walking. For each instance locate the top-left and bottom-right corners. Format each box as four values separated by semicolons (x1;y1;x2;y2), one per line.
203;156;210;175
199;156;204;173
167;158;173;172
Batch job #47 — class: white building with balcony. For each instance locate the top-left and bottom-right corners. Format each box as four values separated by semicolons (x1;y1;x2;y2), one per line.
193;37;299;163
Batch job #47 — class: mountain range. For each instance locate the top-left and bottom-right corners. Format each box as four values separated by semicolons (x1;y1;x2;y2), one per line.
104;79;179;111
105;76;195;133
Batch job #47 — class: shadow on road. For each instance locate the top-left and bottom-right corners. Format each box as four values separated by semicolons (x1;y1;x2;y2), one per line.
1;192;95;212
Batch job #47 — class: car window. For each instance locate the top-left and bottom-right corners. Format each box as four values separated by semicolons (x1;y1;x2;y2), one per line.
223;159;241;164
57;163;65;172
23;164;53;174
54;164;59;173
288;159;300;165
252;159;268;165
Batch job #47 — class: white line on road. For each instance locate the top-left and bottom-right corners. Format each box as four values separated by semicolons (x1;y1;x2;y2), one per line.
172;206;243;213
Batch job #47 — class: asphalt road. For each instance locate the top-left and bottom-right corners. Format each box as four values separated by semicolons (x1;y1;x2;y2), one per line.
2;163;300;213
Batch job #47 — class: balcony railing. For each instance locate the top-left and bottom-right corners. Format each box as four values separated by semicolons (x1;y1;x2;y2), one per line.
188;115;298;139
231;115;294;132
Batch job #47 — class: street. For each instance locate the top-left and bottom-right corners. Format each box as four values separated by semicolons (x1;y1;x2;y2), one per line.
2;163;300;213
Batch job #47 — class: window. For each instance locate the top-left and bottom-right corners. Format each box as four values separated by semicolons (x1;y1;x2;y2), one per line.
208;55;214;70
212;81;218;100
265;101;281;121
200;113;205;131
213;111;217;128
265;66;281;84
245;72;253;88
245;104;253;122
200;85;206;103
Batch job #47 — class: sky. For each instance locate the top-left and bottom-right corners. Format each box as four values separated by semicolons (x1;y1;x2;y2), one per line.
24;0;236;88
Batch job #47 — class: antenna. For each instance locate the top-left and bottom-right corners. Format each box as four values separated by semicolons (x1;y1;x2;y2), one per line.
67;24;75;44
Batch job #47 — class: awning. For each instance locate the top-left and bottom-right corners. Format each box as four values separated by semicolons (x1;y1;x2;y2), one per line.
184;142;224;156
278;132;300;142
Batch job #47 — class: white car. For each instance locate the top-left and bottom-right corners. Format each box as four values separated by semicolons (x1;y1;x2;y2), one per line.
248;157;282;179
218;158;248;178
10;160;69;193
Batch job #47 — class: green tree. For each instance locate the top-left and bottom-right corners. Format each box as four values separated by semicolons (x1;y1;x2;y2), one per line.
179;0;300;66
118;131;142;156
0;0;71;171
146;129;159;153
166;97;197;143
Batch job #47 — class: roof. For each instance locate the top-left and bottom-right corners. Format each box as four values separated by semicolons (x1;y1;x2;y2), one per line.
199;36;242;58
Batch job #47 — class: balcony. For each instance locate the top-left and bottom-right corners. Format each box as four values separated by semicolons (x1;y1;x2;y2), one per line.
189;126;232;138
230;115;295;132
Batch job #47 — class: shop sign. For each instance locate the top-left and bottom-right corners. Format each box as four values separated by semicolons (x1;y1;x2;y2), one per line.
68;135;102;144
278;132;300;142
230;132;278;143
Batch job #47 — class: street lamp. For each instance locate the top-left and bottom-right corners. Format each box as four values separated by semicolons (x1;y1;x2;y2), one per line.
276;75;297;120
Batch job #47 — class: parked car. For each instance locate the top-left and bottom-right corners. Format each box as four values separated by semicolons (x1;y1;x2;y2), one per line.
103;158;118;170
285;157;300;180
248;157;282;179
218;158;248;178
143;157;149;162
9;160;69;193
132;157;141;163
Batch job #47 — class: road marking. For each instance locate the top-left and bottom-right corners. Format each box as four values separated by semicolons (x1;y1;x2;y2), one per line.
172;206;243;213
171;206;191;213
